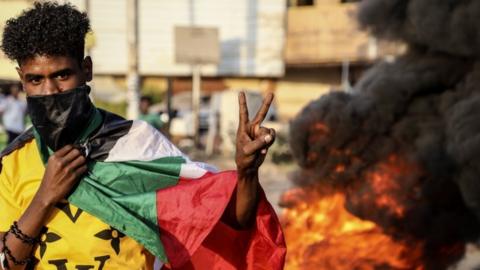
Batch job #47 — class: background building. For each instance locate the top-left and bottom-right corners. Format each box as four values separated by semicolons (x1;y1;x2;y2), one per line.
278;0;402;119
0;0;401;149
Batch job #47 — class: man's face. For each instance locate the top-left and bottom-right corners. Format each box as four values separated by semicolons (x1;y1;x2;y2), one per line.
139;100;151;114
16;55;92;96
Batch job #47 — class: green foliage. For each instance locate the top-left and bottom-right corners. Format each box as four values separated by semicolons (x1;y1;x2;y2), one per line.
141;87;164;104
94;101;127;118
0;132;6;151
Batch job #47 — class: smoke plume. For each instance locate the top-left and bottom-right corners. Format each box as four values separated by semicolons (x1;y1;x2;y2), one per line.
289;0;480;268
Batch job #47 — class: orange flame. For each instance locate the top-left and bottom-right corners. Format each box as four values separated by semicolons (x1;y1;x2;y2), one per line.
365;155;419;218
282;189;424;270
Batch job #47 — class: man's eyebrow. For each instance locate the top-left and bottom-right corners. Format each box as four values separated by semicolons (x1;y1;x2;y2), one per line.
24;68;74;80
24;73;43;80
49;68;74;77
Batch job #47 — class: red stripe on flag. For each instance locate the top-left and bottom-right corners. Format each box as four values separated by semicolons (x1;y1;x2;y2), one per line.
156;171;237;267
156;170;286;269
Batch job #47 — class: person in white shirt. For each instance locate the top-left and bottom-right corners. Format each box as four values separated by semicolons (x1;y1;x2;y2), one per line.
0;86;27;144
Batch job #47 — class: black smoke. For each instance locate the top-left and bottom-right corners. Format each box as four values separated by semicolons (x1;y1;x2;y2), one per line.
289;0;480;269
358;0;480;58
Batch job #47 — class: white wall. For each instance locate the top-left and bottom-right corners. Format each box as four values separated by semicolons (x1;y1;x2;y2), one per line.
71;0;286;77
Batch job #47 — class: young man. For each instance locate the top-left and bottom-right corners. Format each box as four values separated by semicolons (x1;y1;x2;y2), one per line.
0;2;285;270
138;96;163;131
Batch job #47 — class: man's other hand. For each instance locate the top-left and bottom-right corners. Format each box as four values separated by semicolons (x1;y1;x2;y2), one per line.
35;145;87;206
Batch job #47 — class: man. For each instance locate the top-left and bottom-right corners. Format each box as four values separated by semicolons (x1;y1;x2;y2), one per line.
0;85;27;144
0;2;285;270
138;95;163;131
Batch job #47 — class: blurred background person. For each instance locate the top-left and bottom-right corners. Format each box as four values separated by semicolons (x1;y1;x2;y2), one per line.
0;85;26;144
138;95;164;131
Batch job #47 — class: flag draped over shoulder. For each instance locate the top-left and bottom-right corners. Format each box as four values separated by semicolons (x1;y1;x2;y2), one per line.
33;109;286;269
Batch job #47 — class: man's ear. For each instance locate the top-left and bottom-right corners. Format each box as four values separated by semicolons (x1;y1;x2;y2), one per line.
16;66;25;89
82;56;93;82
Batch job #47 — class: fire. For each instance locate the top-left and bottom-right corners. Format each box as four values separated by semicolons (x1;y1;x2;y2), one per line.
281;189;424;270
308;122;329;145
365;155;420;218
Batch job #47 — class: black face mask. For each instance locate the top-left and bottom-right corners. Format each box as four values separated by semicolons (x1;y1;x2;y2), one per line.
27;85;95;151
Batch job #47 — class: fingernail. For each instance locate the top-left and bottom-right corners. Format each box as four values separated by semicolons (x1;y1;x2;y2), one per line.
264;135;272;143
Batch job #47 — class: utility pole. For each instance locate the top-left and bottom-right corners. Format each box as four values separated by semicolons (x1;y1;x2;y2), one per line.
126;0;140;120
192;64;201;147
188;0;201;148
84;0;93;56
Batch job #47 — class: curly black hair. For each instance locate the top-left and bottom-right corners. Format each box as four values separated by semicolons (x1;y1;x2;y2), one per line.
1;1;90;65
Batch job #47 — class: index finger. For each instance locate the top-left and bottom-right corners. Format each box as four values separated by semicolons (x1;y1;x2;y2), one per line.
54;144;74;157
252;92;274;125
238;91;249;131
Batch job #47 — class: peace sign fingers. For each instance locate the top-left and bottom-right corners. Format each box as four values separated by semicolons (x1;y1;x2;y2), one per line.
252;92;274;126
238;92;250;134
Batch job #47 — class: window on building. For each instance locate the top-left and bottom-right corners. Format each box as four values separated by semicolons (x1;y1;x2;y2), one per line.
288;0;314;7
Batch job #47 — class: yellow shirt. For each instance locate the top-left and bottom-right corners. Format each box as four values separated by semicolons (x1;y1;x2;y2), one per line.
0;139;155;269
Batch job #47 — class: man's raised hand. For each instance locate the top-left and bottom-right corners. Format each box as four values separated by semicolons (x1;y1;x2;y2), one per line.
235;91;276;178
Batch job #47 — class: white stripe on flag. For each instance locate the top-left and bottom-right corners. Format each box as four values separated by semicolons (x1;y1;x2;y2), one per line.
105;120;186;162
105;120;219;174
179;163;209;179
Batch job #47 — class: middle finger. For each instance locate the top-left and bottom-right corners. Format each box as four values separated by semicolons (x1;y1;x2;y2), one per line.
62;148;84;164
252;92;274;125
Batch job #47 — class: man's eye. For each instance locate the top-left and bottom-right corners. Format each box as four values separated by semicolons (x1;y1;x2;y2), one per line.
57;74;68;80
29;78;41;84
